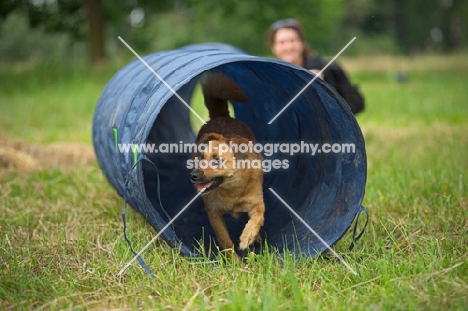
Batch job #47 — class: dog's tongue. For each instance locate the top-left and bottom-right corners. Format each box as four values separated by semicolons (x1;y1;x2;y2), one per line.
197;181;214;192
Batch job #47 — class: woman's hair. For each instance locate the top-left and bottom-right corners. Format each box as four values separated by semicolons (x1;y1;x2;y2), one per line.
265;18;316;58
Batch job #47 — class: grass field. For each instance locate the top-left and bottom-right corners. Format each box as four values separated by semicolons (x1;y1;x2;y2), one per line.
0;55;467;310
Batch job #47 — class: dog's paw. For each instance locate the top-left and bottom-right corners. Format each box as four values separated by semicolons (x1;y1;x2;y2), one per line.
238;240;249;250
239;230;260;250
239;233;261;250
221;248;240;261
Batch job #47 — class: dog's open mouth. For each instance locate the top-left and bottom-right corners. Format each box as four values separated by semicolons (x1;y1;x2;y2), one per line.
195;177;224;194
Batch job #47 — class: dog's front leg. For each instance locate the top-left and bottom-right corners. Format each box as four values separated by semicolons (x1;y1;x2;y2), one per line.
206;210;238;260
239;203;265;250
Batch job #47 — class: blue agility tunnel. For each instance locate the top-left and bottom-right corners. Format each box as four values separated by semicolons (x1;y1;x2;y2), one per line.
92;43;367;258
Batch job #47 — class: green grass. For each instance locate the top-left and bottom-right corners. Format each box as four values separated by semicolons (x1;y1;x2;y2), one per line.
1;56;467;310
0;61;119;143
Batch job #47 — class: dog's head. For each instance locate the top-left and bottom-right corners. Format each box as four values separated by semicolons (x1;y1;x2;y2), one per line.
191;133;253;195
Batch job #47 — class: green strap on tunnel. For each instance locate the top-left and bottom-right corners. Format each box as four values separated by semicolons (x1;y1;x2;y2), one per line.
113;127;137;169
113;127;118;153
132;144;138;169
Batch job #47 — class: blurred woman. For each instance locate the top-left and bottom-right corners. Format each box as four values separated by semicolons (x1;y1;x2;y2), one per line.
266;18;365;114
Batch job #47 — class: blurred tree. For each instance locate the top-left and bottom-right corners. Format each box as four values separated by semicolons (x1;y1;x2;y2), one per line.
16;0;85;42
0;0;16;19
391;0;467;53
0;0;169;61
0;0;466;61
143;0;347;55
84;0;104;61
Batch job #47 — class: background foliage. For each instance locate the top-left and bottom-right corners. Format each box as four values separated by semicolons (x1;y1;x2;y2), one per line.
1;0;467;62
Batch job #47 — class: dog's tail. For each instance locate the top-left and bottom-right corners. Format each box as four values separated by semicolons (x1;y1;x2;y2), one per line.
201;72;249;119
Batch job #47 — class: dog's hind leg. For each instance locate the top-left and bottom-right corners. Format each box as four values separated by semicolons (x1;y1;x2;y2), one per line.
239;202;265;250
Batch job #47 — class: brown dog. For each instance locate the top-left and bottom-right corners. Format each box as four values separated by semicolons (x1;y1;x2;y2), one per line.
190;72;265;259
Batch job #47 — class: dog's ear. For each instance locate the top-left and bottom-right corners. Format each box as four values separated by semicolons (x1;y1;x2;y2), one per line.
229;137;251;160
200;133;225;144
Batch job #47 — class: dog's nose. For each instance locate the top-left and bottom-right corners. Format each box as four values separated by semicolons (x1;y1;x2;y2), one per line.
190;170;202;182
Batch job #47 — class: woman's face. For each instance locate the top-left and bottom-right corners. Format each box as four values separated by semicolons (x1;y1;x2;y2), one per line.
271;28;305;66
